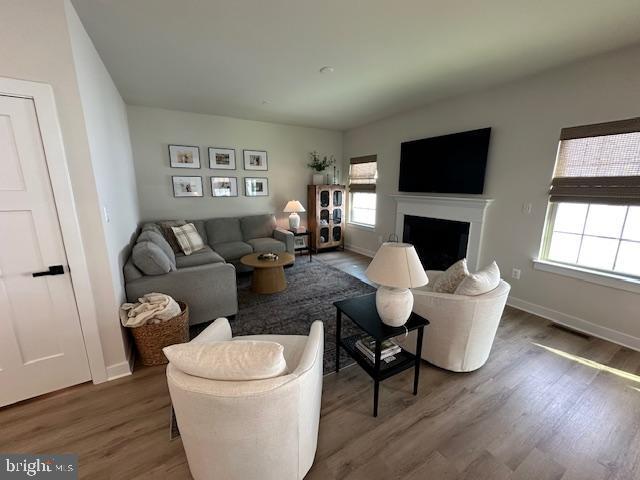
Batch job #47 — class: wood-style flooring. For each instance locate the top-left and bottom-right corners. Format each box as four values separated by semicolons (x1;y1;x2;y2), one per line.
2;250;640;479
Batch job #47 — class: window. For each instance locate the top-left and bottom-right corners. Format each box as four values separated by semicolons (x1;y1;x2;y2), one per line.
540;117;640;279
348;155;377;227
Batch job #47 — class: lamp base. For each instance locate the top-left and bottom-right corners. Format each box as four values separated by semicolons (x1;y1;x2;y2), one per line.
375;286;414;327
288;212;300;230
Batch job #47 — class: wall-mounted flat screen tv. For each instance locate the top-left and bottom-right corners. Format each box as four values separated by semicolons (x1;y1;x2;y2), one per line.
399;127;491;194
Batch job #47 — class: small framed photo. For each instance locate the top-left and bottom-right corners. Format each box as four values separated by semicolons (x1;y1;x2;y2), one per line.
244;177;269;197
172;176;203;197
211;176;238;197
169;145;200;168
243;150;268;170
294;236;307;249
209;147;236;170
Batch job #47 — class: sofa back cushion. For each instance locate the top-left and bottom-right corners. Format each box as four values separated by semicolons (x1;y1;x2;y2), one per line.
156;220;186;253
163;340;288;381
137;230;176;265
132;241;176;275
206;217;243;245
240;214;276;241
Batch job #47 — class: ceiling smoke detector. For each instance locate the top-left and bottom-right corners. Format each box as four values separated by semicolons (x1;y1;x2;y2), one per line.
319;66;335;74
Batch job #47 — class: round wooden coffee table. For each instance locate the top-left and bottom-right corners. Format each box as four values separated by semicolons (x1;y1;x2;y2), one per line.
240;252;295;294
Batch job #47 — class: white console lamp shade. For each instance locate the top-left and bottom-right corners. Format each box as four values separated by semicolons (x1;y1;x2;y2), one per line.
283;200;306;230
365;242;428;327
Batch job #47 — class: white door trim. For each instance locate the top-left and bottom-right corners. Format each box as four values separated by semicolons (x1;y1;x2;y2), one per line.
0;76;107;383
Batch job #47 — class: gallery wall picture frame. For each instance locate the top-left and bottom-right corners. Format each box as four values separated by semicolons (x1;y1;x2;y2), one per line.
244;177;269;197
243;149;268;171
172;176;204;197
211;176;238;197
169;144;201;168
209;147;236;170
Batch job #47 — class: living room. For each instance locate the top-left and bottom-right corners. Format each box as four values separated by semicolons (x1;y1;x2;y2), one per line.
1;1;639;479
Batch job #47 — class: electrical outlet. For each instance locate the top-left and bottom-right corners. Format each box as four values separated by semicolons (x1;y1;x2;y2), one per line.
511;268;521;280
522;203;532;214
103;206;111;224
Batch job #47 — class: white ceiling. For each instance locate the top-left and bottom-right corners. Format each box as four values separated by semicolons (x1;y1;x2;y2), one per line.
71;0;640;131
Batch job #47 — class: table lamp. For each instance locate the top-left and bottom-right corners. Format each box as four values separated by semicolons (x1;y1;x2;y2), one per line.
365;242;428;327
283;200;305;229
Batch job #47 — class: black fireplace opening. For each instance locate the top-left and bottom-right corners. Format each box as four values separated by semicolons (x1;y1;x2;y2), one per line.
402;215;470;271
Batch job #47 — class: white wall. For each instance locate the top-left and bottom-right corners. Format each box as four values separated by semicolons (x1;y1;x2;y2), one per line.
127;105;343;226
65;1;139;375
344;44;640;346
0;0;134;377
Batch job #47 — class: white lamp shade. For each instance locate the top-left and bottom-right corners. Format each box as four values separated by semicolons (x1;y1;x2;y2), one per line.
283;200;306;213
365;242;428;289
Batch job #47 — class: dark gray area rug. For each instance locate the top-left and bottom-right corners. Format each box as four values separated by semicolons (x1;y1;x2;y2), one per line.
192;258;375;373
172;259;374;439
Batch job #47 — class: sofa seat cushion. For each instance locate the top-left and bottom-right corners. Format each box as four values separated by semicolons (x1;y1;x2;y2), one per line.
247;237;286;254
163;340;287;381
175;246;225;269
240;214;277;241
213;241;253;261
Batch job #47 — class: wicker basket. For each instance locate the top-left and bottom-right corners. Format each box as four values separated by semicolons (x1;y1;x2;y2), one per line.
130;301;189;366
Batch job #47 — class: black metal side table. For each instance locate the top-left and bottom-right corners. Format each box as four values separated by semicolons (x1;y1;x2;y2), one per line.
334;293;429;417
289;230;312;262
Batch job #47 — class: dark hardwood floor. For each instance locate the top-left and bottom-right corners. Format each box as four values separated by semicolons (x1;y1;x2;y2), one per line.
2;250;639;479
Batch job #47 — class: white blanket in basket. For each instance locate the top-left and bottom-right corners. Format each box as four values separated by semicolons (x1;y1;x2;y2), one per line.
120;293;181;328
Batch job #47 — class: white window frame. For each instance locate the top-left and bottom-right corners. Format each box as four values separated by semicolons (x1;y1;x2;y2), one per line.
348;191;377;229
535;201;640;293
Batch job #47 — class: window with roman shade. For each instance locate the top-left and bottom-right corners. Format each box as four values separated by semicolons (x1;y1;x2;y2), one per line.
549;117;640;205
348;155;378;227
349;155;377;193
540;117;640;280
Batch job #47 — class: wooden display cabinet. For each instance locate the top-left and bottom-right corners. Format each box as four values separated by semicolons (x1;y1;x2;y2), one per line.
307;184;345;252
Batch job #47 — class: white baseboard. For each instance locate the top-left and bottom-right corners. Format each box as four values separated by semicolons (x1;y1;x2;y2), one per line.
344;244;375;258
105;342;134;381
508;296;640;352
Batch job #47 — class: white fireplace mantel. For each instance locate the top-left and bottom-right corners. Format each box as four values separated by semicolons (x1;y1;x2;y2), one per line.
391;194;494;271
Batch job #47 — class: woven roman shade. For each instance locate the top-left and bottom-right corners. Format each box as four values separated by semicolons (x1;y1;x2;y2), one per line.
349;155;377;193
550;117;640;205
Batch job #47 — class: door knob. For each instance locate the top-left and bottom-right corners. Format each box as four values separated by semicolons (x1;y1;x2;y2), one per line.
32;265;65;277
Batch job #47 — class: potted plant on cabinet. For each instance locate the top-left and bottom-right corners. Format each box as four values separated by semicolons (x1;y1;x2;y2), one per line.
308;151;335;185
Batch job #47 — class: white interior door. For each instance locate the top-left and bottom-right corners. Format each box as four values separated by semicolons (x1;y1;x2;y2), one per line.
0;94;91;406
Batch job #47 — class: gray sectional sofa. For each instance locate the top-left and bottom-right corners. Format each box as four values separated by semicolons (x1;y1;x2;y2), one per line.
124;214;294;325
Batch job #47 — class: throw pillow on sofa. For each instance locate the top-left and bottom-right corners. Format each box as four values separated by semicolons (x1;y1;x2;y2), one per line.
172;223;204;255
158;220;186;253
431;258;469;293
455;261;501;296
163;340;287;381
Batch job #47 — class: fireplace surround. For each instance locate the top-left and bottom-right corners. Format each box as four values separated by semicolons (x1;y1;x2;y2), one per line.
392;194;493;271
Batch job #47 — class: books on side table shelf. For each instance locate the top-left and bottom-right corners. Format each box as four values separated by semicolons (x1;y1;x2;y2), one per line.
356;335;401;364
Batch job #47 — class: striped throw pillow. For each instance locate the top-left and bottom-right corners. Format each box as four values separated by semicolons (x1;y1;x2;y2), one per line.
171;223;204;256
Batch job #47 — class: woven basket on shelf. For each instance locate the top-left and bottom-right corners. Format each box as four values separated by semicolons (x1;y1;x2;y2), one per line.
130;301;189;366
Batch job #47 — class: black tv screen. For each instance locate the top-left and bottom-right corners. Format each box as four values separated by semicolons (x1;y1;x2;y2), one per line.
399;127;491;194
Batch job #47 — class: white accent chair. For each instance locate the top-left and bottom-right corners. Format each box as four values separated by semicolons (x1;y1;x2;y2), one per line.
396;270;510;372
166;318;324;480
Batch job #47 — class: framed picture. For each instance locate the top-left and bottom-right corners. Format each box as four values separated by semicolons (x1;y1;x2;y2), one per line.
209;147;236;170
211;176;238;197
169;144;200;168
244;177;269;197
294;236;307;249
243;150;268;170
172;176;203;197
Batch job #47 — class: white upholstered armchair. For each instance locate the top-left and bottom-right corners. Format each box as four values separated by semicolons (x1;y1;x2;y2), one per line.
396;270;510;372
166;318;324;480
